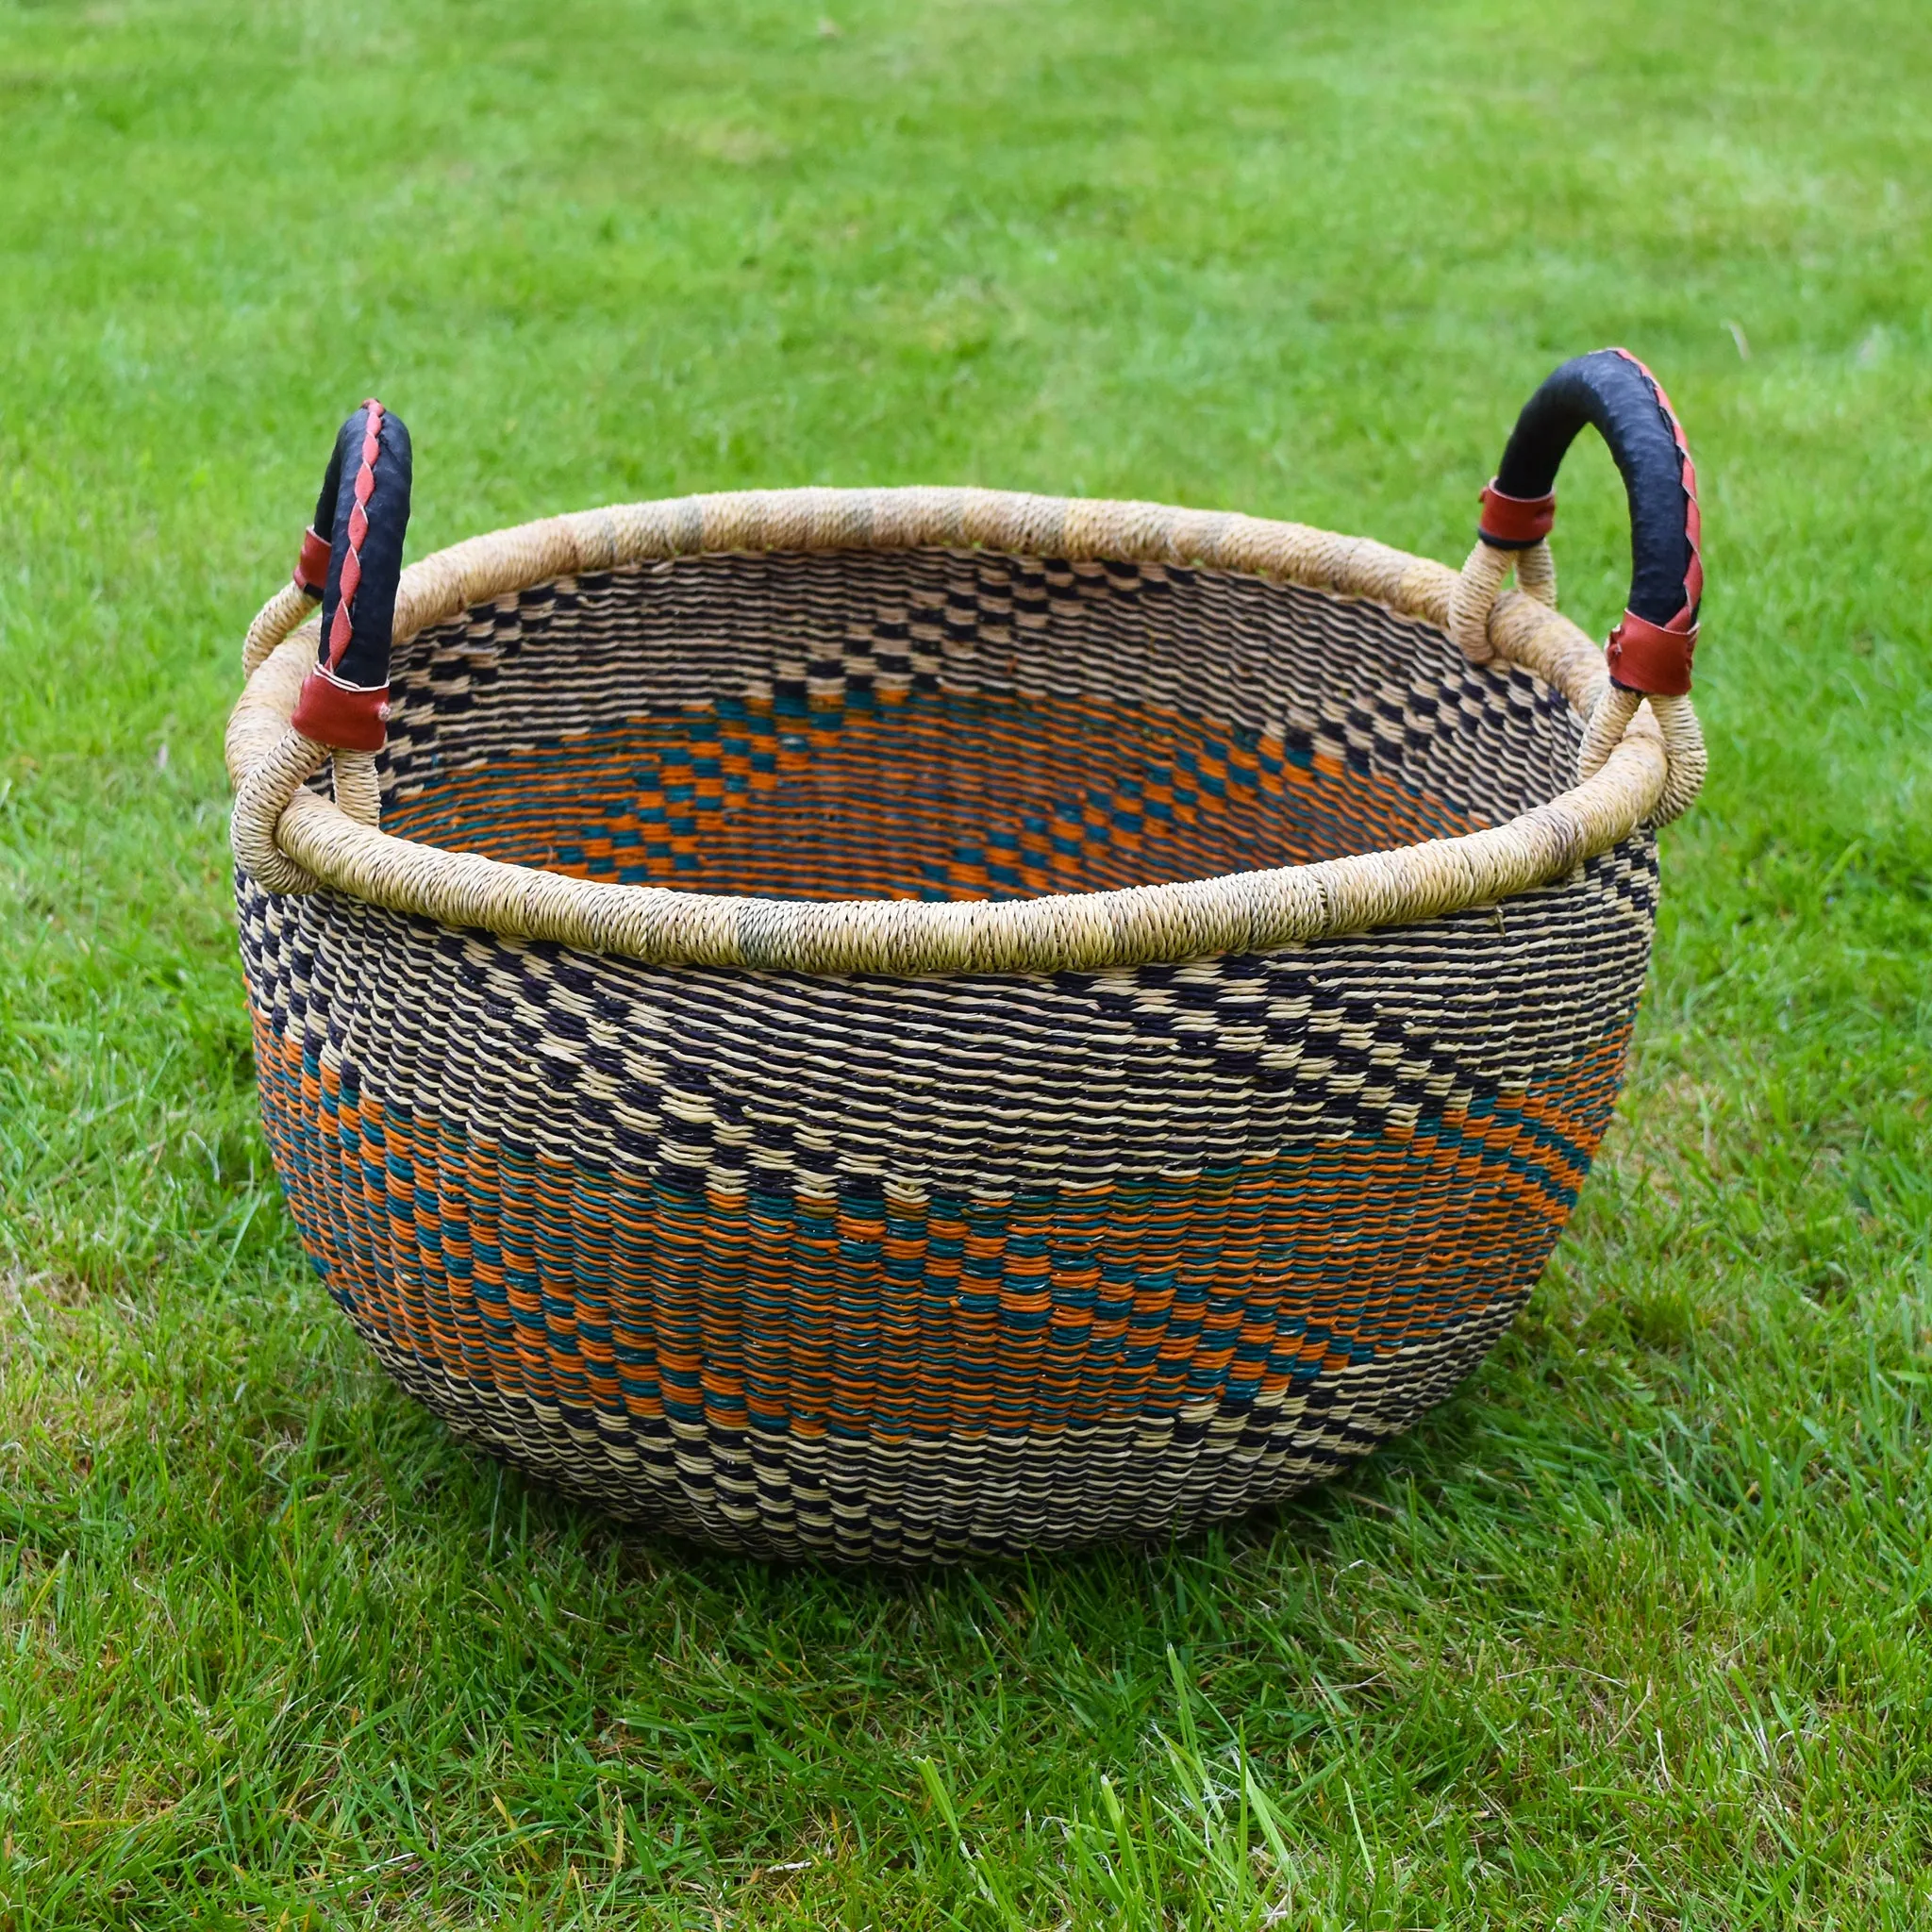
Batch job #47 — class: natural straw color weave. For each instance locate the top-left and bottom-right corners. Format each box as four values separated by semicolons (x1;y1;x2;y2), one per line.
227;487;1700;1561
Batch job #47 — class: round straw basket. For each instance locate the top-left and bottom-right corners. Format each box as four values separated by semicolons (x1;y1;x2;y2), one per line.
227;351;1707;1563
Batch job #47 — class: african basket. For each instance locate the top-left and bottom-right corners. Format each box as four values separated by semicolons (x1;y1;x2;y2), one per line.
227;350;1707;1563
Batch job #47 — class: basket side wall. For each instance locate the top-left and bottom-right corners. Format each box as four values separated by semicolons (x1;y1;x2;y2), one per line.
237;832;1657;1562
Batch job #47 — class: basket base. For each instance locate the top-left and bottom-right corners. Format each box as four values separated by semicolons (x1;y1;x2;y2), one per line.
348;1292;1522;1563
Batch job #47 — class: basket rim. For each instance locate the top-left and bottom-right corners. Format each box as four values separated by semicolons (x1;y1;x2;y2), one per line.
226;485;1669;975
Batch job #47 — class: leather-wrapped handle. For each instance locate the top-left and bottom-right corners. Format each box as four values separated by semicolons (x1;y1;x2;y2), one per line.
287;400;413;751
1478;348;1702;694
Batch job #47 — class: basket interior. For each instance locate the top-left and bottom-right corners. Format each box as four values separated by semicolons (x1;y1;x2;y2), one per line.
376;547;1582;903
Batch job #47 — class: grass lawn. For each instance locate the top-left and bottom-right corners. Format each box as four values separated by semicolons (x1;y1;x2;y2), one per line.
2;0;1929;1923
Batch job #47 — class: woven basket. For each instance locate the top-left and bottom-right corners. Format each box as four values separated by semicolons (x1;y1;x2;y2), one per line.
227;351;1707;1562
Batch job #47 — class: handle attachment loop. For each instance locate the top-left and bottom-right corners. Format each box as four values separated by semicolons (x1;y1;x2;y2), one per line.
289;398;412;757
241;400;414;841
1452;347;1707;820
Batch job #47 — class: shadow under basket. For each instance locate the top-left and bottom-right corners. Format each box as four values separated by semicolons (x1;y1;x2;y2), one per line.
227;358;1707;1562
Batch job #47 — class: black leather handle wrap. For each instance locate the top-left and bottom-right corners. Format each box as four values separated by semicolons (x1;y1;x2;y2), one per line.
1491;347;1701;632
309;441;345;565
318;403;412;693
290;401;413;752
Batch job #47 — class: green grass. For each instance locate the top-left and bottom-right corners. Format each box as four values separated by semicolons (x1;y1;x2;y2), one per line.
2;0;1929;1922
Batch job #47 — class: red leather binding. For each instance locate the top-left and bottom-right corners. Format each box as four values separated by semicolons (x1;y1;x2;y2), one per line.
1606;609;1697;696
1478;481;1557;548
291;671;390;752
292;526;331;595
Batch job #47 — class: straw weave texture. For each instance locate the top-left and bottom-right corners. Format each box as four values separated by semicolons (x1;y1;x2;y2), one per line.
231;491;1665;1559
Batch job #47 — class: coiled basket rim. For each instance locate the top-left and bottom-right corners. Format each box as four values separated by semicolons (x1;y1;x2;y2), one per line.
226;485;1673;977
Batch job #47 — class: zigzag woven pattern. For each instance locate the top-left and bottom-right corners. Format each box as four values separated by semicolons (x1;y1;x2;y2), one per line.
237;544;1657;1560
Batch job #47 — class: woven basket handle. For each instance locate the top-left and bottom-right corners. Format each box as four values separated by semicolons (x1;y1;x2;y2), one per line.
1447;349;1707;824
285;400;414;753
1453;348;1702;696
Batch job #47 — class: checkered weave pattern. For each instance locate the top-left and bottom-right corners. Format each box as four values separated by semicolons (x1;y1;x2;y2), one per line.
236;544;1657;1561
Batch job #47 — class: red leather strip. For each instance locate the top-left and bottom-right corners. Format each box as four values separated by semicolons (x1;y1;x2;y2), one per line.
1478;481;1557;547
324;398;386;675
291;671;391;752
1609;347;1703;626
1606;609;1696;696
292;526;331;595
